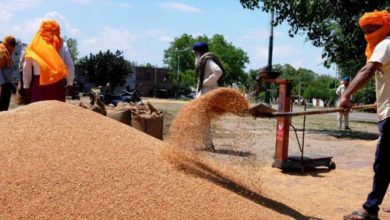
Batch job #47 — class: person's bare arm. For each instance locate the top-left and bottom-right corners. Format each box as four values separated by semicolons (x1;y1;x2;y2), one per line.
338;62;381;108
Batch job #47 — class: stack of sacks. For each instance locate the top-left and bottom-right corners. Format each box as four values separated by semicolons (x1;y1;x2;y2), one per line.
104;101;164;140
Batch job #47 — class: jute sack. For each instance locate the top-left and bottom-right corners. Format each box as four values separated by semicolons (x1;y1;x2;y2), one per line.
78;100;106;116
131;110;163;140
106;108;132;126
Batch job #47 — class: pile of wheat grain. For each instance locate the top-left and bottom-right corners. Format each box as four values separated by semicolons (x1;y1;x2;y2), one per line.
0;89;304;219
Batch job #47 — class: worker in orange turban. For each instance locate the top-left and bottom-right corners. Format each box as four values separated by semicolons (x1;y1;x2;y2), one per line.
0;36;17;111
359;10;390;61
23;20;74;102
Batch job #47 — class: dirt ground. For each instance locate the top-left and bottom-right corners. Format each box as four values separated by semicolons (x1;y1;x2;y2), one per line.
146;97;390;220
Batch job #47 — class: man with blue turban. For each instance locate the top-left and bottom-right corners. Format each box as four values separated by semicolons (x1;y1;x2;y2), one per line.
193;42;224;151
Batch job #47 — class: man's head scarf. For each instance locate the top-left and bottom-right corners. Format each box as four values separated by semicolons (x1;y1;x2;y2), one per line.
359;10;390;61
25;19;68;86
0;36;16;69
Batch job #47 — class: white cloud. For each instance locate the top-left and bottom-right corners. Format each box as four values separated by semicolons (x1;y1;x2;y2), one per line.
43;11;81;36
0;9;12;21
0;0;44;21
290;59;304;69
192;32;205;38
253;47;268;60
314;52;324;65
159;36;172;43
80;26;138;59
162;2;201;13
9;11;80;45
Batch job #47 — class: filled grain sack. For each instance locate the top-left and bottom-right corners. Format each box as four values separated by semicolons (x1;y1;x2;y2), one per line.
131;111;164;140
106;107;132;126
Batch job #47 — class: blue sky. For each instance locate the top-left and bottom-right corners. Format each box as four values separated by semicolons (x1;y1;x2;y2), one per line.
0;0;336;76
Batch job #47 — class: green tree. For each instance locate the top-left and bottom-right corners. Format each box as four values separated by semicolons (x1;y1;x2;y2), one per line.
163;34;249;91
271;64;317;97
239;1;390;75
64;37;79;62
76;50;132;90
303;75;337;104
354;79;376;104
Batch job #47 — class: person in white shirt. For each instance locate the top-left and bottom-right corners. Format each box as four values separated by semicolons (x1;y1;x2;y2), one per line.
23;20;74;102
336;76;351;129
342;10;390;220
193;42;224;151
193;42;223;98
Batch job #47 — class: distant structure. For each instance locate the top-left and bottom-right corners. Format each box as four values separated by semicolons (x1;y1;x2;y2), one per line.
76;66;173;97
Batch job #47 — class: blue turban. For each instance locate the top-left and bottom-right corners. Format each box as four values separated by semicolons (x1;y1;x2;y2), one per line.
192;42;208;51
343;76;351;81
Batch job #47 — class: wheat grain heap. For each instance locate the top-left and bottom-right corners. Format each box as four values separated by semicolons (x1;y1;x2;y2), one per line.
0;88;297;219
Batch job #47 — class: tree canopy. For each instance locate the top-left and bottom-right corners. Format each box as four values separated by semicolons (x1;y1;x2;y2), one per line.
64;37;79;62
76;50;132;90
239;0;390;76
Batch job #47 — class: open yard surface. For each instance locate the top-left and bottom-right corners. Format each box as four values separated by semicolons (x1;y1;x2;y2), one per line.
146;97;389;220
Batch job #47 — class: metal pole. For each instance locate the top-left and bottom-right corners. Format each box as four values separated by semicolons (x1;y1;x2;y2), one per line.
265;9;274;104
298;76;301;97
177;53;180;81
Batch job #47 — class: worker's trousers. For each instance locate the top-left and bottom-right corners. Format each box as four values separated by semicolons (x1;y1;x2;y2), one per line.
363;118;390;214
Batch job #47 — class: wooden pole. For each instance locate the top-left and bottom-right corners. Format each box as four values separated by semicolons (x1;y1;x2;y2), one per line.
268;104;376;118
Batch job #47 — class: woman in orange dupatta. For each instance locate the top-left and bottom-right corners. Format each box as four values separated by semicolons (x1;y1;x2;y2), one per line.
23;20;74;102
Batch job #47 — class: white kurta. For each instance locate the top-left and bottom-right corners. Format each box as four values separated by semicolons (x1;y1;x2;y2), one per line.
196;59;223;98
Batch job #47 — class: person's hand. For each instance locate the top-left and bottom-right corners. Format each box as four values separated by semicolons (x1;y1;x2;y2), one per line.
66;86;73;97
338;96;353;112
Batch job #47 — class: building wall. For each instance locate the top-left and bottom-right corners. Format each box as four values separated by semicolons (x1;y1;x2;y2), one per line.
133;67;172;96
75;66;172;96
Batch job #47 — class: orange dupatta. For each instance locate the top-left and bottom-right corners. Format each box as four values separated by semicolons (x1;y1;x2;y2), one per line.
24;20;68;86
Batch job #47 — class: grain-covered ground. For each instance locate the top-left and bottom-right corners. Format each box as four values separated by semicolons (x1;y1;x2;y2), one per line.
147;96;390;220
2;90;389;220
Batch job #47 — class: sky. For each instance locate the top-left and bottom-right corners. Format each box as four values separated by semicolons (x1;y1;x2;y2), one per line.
0;0;337;76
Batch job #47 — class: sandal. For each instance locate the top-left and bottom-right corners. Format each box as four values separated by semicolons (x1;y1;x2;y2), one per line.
343;209;379;220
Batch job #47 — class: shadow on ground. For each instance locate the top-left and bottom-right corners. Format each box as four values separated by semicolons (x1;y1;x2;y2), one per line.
204;147;255;157
308;129;379;140
175;156;322;220
282;168;332;178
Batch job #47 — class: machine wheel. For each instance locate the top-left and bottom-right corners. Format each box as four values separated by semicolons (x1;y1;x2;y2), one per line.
328;161;336;170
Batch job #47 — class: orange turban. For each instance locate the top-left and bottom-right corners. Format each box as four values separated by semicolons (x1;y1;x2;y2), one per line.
0;36;16;69
359;10;390;60
25;20;68;86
